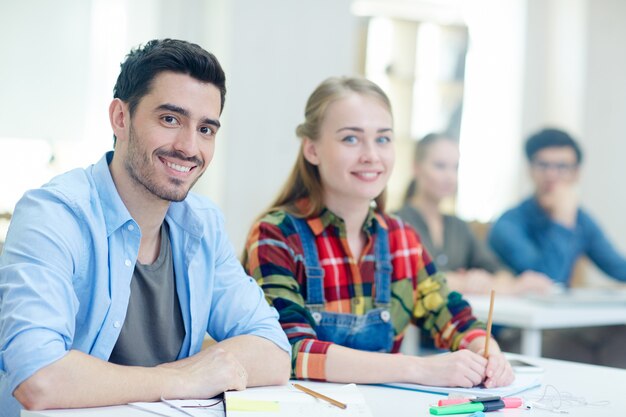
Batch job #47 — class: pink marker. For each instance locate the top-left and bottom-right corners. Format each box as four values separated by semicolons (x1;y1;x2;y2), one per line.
437;397;523;408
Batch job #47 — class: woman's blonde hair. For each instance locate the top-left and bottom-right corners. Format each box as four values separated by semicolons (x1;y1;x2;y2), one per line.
266;76;393;218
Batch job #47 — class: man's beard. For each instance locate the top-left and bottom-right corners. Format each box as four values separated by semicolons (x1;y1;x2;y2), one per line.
124;124;204;202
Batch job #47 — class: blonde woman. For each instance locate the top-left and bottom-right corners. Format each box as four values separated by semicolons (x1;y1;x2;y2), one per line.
243;77;513;387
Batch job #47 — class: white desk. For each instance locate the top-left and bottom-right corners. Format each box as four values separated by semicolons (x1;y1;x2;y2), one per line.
466;294;626;357
20;354;626;417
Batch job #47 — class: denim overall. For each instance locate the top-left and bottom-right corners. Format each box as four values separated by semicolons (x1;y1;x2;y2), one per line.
288;214;395;352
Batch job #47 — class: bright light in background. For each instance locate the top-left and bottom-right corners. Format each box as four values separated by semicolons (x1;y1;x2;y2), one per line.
358;0;528;222
83;0;127;158
412;23;443;138
365;17;393;93
0;137;55;240
0;138;53;213
61;0;128;169
457;0;527;222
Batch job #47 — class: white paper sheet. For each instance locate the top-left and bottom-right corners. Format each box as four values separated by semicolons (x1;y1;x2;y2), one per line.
225;383;373;417
130;398;224;417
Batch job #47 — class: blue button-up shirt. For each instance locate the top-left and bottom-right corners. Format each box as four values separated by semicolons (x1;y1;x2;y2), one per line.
0;152;289;416
489;197;626;285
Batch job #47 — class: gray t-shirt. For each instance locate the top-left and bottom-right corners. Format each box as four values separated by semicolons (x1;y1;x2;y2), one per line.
109;222;185;366
395;204;503;273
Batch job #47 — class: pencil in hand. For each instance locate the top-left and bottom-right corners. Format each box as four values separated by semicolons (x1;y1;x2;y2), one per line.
484;289;495;358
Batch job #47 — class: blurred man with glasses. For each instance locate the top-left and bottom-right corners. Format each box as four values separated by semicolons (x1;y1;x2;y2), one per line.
489;128;626;286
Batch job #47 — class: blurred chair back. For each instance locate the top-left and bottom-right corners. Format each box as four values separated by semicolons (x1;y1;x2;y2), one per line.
467;220;491;242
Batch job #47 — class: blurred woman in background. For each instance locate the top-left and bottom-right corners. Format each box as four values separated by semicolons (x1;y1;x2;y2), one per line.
396;133;553;295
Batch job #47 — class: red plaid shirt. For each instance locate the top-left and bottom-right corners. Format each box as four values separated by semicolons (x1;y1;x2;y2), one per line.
244;205;486;380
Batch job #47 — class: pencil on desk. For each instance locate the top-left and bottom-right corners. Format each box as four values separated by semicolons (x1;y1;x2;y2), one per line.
484;289;495;358
293;383;347;409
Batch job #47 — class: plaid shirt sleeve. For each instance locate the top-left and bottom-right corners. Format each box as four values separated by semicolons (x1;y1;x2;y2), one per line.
389;216;487;350
244;212;332;380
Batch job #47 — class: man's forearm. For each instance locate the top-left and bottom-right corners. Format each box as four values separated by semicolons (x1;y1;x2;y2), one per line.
14;350;180;410
216;335;290;386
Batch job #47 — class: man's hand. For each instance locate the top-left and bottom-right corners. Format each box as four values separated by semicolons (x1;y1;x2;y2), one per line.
538;183;578;228
160;345;248;399
464;269;496;294
513;271;555;294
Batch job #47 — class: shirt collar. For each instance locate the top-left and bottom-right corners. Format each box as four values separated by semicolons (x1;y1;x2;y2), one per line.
92;151;204;239
302;200;388;236
92;151;134;237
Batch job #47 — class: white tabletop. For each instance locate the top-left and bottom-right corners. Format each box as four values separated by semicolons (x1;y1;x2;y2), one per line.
467;294;626;329
466;294;626;356
21;354;626;417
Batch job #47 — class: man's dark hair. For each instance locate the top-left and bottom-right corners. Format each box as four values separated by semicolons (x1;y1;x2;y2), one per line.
112;39;226;144
524;128;583;164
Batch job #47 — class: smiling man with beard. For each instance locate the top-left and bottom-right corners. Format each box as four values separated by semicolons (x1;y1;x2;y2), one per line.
0;39;290;417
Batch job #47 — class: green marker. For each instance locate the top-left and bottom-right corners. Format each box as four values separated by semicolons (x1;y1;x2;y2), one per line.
430;399;505;415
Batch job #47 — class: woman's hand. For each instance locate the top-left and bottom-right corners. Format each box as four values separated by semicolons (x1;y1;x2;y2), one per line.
409;350;488;387
466;337;515;388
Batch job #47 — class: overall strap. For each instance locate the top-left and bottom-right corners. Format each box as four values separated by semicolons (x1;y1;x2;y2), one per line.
286;214;325;308
373;220;392;308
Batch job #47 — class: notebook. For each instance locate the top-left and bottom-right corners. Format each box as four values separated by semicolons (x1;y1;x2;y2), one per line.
379;372;542;397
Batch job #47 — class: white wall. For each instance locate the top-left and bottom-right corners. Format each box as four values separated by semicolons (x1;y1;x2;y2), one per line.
0;0;91;143
581;0;626;253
